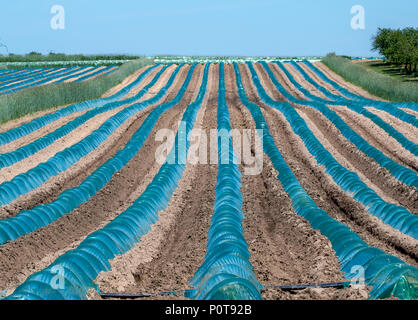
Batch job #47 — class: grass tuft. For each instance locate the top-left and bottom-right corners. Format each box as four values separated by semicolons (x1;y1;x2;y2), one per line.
322;54;418;102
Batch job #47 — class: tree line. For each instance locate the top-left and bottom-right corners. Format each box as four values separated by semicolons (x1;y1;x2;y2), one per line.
372;27;417;75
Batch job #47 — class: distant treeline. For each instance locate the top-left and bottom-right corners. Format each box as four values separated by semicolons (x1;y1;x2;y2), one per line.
372;27;418;75
0;52;142;63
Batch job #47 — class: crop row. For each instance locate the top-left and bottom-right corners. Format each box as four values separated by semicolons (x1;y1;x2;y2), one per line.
0;64;181;207
0;65;166;170
303;61;418;113
0;65;158;146
264;61;418;186
0;66;118;96
233;62;417;300
5;63;210;300
188;63;262;300
0;64;186;244
247;62;417;239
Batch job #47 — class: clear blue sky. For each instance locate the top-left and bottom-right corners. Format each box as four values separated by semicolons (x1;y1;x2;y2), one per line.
0;0;416;57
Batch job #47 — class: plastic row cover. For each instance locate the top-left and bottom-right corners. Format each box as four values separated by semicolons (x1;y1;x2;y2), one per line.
248;64;418;239
233;62;417;300
49;66;106;84
266;61;418;186
0;64;179;207
0;65;169;170
187;63;262;301
6;63;210;300
246;62;418;239
51;66;104;84
0;67;53;85
0;67;90;95
303;61;418;114
0;64;188;244
0;68;38;78
74;66;118;83
290;61;418;136
0;63;159;146
0;64;196;245
287;61;418;152
0;67;72;93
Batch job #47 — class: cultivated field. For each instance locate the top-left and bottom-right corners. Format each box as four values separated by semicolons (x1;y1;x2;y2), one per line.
0;60;416;300
0;65;119;96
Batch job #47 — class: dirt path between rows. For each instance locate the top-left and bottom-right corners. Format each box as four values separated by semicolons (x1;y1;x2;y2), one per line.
329;105;418;172
239;63;417;267
0;65;154;134
365;107;418;145
226;64;367;300
312;62;386;101
0;66;166;183
90;64;216;300
260;63;417;213
0;66;162;155
0;65;203;295
0;65;179;219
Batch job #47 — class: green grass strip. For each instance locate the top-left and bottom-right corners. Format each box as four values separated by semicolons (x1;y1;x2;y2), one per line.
322;55;418;102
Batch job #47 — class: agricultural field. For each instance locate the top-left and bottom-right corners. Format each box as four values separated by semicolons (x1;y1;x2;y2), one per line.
0;65;119;96
0;58;416;301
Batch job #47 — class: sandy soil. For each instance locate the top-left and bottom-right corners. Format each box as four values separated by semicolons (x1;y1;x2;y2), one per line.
0;66;162;155
240;63;417;265
0;62;416;301
92;64;212;299
313;62;386;101
256;63;417;212
400;108;418;118
0;64;201;294
0;65;154;134
365;107;418;145
329;105;417;171
0;66;167;183
0;65;180;218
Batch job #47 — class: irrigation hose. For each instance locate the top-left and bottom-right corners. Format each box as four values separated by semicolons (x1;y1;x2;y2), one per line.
99;281;357;299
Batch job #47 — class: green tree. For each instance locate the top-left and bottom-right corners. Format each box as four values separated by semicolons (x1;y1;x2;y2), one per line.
372;27;418;75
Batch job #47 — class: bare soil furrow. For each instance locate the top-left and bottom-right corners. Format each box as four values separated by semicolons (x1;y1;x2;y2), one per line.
91;65;215;299
0;65;185;219
256;63;418;208
239;63;418;267
226;64;365;300
0;64;203;294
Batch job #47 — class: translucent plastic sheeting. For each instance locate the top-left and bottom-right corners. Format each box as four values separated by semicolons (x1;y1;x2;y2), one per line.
287;61;418;148
0;68;56;88
0;64;193;244
0;67;90;95
0;67;66;92
187;63;262;301
0;64;169;170
291;62;418;129
52;66;107;84
260;61;418;187
0;63;158;146
0;64;181;207
74;66;118;83
303;61;418;114
246;62;418;239
6;63;210;300
0;68;50;84
233;62;418;300
0;69;35;77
